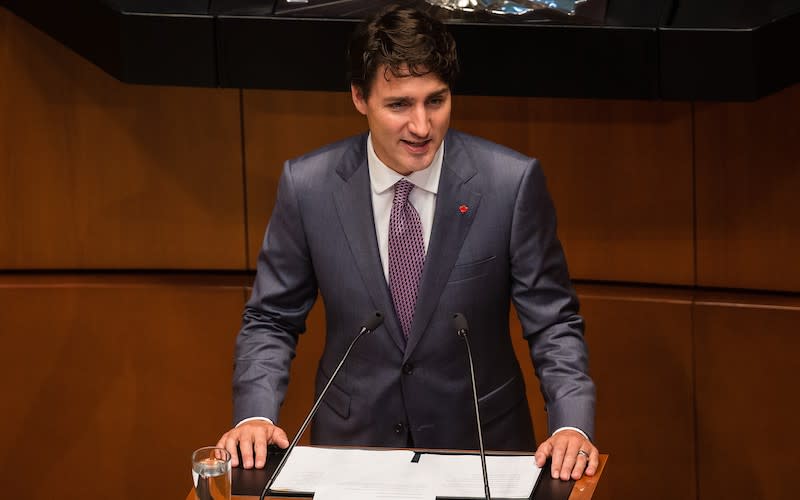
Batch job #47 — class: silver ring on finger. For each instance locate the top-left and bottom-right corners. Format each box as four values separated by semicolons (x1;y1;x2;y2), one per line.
577;449;590;459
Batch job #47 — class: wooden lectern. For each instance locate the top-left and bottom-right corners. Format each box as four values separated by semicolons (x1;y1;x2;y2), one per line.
186;451;607;500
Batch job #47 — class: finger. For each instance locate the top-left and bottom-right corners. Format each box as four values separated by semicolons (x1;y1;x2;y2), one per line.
550;439;567;479
220;433;242;468
253;434;269;469
559;439;582;481
237;431;256;469
571;448;589;480
248;424;270;469
270;426;290;449
217;432;238;468
584;446;600;476
534;440;553;468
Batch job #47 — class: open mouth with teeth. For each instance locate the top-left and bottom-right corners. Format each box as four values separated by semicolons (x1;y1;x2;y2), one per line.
402;139;432;151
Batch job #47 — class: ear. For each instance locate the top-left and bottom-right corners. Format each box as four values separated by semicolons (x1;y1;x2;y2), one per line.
351;84;368;115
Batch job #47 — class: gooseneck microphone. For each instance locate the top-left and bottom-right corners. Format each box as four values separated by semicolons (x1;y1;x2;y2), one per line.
259;311;384;500
452;313;491;500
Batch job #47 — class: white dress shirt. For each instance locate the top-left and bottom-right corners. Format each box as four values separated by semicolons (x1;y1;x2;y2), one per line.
366;133;443;281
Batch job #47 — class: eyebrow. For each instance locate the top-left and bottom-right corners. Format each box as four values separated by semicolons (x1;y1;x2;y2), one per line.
383;87;450;103
426;88;450;100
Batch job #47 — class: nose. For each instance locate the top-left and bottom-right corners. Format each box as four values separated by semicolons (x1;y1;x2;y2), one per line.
407;104;431;138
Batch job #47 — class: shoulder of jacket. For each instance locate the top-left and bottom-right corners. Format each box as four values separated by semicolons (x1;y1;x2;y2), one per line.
448;129;533;164
288;133;366;168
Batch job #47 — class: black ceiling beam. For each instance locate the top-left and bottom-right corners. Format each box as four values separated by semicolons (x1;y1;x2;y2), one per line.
2;0;799;101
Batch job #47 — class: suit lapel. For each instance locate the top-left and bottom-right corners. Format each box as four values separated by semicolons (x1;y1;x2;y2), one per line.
405;133;481;358
333;136;407;352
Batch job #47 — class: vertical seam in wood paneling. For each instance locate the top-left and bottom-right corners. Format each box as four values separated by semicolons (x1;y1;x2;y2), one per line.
691;100;698;288
239;89;251;269
691;291;701;500
690;102;701;500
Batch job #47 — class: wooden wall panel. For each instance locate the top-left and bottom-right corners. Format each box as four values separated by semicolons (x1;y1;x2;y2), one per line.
242;90;366;268
694;294;800;500
453;97;695;285
0;9;246;270
695;83;800;292
0;279;246;500
572;285;696;500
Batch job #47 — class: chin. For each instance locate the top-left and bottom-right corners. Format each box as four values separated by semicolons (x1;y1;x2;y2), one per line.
408;157;435;172
406;163;430;173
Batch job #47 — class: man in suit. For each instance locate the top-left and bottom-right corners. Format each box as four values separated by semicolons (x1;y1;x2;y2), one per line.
217;5;598;481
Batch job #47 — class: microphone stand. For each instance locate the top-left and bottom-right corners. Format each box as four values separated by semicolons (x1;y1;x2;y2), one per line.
453;313;491;500
258;311;384;500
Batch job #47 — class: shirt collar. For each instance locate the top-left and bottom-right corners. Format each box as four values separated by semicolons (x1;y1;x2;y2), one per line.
367;133;443;196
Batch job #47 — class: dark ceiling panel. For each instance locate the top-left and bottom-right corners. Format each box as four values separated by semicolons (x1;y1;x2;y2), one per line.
216;16;358;90
3;0;217;87
449;24;658;99
659;1;800;100
2;0;799;100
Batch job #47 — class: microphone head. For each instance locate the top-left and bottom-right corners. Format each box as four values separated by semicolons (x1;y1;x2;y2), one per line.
362;311;384;332
452;313;469;336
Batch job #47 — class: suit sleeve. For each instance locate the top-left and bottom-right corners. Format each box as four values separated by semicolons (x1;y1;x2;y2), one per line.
509;159;596;440
232;161;318;426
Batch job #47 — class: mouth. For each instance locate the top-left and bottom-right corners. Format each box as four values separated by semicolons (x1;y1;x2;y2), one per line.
401;138;432;153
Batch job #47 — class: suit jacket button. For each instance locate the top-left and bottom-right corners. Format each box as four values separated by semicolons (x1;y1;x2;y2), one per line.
402;362;414;375
394;423;405;434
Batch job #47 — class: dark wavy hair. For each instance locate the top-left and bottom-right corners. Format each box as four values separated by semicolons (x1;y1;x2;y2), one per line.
348;5;459;99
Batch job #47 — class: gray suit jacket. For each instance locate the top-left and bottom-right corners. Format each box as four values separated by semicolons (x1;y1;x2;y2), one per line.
233;129;595;451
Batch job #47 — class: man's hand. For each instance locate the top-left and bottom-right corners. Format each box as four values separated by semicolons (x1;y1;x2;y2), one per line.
216;420;290;469
534;429;599;480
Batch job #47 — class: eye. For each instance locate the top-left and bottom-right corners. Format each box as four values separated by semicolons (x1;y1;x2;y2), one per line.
388;101;408;110
428;96;445;106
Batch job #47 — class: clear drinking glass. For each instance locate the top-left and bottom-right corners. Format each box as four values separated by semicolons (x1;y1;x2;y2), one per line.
191;447;232;500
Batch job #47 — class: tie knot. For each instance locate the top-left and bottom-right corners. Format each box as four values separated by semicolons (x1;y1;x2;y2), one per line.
393;179;414;205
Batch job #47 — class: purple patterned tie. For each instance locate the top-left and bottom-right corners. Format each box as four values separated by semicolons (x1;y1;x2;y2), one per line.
389;179;425;339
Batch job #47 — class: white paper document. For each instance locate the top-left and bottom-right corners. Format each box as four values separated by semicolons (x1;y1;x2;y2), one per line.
314;461;436;500
418;453;540;499
269;446;539;499
270;447;416;494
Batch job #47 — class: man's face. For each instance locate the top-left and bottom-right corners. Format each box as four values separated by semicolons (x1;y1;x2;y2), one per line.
351;66;451;175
